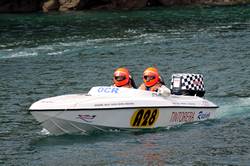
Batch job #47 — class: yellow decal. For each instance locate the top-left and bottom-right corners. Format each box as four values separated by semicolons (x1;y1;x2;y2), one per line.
130;108;160;128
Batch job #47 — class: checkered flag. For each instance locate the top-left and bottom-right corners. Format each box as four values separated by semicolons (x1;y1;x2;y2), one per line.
181;74;204;91
171;73;205;97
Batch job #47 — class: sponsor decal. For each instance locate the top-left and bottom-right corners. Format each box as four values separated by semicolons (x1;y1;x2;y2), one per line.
197;111;210;120
94;102;134;107
170;112;195;123
152;93;161;97
202;101;210;106
77;114;96;122
172;102;196;106
97;87;119;94
192;80;202;86
173;78;181;88
130;108;159;128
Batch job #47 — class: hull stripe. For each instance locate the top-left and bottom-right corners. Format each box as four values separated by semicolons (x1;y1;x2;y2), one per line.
29;106;218;112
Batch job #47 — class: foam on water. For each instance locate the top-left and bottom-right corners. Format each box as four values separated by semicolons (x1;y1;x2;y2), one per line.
0;32;167;59
39;128;51;135
215;97;250;119
0;51;38;59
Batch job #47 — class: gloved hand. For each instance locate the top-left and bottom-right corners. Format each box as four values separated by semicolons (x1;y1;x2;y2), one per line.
157;86;171;96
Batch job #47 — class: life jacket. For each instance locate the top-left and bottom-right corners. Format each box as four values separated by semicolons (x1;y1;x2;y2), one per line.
139;82;162;92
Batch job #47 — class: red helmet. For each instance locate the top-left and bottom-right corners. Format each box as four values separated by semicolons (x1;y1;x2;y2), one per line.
113;68;130;87
143;67;160;87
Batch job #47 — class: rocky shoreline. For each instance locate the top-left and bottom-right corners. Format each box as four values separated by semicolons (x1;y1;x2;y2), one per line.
0;0;249;13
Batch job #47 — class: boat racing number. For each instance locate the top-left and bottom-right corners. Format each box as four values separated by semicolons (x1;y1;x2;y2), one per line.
130;108;159;128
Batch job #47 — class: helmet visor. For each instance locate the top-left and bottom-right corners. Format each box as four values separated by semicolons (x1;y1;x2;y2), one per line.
144;75;156;81
115;76;126;81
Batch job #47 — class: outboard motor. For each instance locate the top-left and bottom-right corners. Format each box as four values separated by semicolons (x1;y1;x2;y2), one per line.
170;73;205;97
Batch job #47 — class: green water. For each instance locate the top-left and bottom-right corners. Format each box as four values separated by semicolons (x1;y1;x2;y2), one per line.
0;6;250;165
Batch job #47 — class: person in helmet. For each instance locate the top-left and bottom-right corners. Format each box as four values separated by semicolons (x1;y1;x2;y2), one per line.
139;67;170;95
113;67;137;88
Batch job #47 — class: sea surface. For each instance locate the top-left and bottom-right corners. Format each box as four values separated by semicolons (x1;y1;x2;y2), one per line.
0;6;250;165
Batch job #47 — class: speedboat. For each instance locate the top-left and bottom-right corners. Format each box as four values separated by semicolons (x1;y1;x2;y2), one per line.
29;73;218;135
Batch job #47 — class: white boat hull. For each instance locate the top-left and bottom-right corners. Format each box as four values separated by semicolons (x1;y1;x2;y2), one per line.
29;86;218;135
31;107;216;135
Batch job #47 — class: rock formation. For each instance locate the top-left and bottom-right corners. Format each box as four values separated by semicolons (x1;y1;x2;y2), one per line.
42;0;59;12
111;0;148;9
0;0;249;13
0;0;40;13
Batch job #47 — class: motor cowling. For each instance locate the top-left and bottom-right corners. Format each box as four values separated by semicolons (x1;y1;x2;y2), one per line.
170;73;205;97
